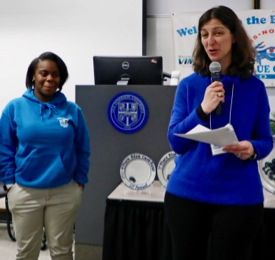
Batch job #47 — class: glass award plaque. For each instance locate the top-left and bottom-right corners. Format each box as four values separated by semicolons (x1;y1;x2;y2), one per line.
157;151;176;187
120;153;156;190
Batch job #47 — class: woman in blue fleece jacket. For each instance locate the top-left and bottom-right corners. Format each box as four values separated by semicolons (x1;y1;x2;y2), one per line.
164;6;273;260
0;52;91;260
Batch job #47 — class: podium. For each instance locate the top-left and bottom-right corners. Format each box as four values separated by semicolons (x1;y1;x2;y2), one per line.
74;85;177;246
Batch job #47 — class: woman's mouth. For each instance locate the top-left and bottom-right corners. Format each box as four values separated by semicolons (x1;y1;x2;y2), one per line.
44;85;55;89
209;49;218;54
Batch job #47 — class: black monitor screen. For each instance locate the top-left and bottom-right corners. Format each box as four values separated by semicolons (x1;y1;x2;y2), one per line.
93;56;163;85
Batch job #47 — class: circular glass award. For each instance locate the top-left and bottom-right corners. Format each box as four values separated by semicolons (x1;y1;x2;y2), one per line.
157;151;176;187
120;153;156;190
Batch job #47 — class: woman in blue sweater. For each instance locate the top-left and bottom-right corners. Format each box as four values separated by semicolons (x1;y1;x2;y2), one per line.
164;6;273;260
0;52;91;260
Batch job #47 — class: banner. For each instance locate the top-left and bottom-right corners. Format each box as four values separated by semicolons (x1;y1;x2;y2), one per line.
172;9;275;87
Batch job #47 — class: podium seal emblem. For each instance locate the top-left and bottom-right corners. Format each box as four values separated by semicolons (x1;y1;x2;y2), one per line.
108;92;148;133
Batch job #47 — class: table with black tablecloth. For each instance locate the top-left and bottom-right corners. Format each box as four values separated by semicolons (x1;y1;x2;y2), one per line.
252;189;275;260
102;181;275;260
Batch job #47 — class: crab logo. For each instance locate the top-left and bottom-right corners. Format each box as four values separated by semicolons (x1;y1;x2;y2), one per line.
108;92;149;133
255;42;275;66
57;117;69;128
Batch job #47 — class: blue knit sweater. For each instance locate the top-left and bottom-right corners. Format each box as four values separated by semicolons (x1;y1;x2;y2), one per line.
166;73;273;205
0;89;91;189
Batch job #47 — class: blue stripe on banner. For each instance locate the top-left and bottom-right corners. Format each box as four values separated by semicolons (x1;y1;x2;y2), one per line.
256;74;275;79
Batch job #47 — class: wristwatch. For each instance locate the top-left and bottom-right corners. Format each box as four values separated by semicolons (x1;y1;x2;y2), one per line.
250;152;257;160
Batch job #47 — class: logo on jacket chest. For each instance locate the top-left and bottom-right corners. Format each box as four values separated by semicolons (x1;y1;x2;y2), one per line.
57;117;70;128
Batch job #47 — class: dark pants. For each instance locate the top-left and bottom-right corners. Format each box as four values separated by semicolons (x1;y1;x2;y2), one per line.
164;192;263;260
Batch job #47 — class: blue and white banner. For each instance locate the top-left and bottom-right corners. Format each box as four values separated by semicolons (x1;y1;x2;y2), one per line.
172;9;275;87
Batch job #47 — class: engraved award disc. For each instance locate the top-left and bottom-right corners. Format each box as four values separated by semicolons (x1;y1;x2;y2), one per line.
157;151;176;187
120;153;156;190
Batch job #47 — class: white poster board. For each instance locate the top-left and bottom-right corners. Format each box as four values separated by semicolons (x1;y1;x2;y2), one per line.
172;9;275;87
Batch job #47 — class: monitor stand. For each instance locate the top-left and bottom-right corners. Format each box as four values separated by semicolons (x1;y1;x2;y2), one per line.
117;77;130;85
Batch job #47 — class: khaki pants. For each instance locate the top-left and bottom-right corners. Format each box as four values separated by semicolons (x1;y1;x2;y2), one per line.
8;181;83;260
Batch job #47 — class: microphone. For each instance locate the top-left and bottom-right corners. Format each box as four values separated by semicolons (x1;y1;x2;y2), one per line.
209;61;222;115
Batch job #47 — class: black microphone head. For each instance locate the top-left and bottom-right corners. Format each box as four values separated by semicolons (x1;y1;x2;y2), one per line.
209;61;221;73
209;61;222;115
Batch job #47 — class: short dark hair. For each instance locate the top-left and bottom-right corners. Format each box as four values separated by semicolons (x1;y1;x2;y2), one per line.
192;5;256;79
25;52;69;91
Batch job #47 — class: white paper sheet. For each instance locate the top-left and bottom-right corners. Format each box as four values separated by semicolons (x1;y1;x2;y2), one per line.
175;123;238;147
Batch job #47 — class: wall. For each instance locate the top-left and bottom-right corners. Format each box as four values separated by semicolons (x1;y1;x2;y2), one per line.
147;0;254;16
0;0;143;113
261;0;275;9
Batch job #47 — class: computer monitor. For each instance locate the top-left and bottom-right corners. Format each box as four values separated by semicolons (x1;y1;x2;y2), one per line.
93;56;163;85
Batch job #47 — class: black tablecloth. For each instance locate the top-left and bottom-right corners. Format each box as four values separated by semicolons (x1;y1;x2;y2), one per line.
103;199;172;260
251;208;275;260
103;199;275;260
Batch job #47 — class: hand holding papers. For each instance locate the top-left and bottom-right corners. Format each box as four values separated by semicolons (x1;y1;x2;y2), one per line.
175;124;239;155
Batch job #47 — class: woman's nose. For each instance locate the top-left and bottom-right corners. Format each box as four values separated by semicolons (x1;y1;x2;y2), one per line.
47;74;54;81
208;35;215;45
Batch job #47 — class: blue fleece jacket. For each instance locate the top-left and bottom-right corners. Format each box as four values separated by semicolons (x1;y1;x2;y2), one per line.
0;89;91;188
167;73;273;205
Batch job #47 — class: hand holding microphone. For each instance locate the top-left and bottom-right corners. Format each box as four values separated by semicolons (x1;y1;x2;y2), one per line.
201;61;225;115
209;61;223;115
